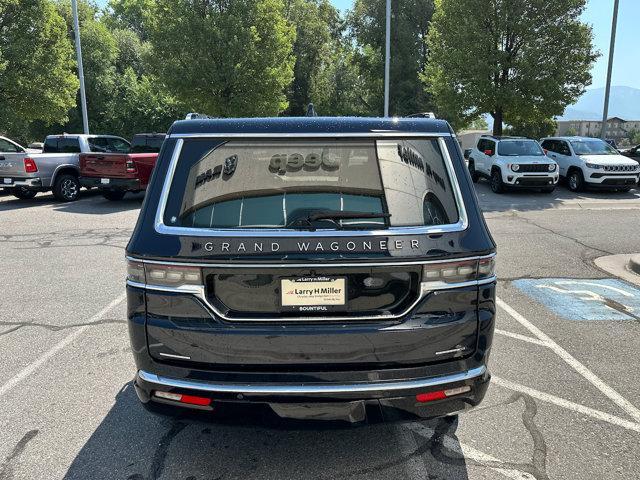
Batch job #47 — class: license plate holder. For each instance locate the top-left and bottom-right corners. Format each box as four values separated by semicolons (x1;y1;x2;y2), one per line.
281;276;346;312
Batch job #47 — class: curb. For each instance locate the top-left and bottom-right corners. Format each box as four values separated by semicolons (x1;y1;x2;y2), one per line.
629;255;640;276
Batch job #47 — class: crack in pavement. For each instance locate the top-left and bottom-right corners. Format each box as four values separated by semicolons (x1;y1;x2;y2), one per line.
0;318;125;337
507;212;613;257
326;391;550;479
602;297;640;324
422;393;548;480
147;421;188;480
0;228;131;251
0;430;39;480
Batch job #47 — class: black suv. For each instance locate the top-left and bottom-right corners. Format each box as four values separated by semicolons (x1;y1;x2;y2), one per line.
126;117;496;424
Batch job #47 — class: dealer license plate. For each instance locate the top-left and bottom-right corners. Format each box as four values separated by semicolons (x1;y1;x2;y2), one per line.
281;277;346;307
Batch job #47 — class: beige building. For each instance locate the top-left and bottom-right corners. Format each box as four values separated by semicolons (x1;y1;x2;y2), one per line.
556;117;640;144
456;129;492;150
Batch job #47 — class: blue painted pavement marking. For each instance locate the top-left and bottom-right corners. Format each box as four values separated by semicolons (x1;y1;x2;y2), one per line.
512;278;640;321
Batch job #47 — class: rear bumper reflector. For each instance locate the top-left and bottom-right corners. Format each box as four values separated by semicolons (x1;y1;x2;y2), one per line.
154;390;212;406
415;385;471;403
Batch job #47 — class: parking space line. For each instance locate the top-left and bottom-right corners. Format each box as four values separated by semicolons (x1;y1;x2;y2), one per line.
496;297;640;423
0;293;126;399
404;423;536;479
492;376;640;433
495;328;550;347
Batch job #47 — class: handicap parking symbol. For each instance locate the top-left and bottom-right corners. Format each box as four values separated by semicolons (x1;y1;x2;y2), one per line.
513;278;640;321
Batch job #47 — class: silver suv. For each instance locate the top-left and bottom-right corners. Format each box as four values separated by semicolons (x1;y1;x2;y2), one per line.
467;136;558;193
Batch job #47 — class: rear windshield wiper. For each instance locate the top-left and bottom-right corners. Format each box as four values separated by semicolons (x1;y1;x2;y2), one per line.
287;210;391;229
308;210;391;222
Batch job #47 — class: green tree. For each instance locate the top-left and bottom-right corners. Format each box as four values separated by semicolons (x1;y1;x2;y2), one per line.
627;129;640;146
283;0;339;115
423;0;598;135
55;0;118;133
106;68;183;138
310;44;371;116
468;116;488;130
28;0;181;141
105;0;155;40
349;0;435;116
0;0;78;141
564;126;578;137
506;118;557;139
149;0;295;117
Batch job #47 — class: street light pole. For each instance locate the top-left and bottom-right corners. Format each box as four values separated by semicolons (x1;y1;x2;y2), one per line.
71;0;89;134
383;0;391;117
600;0;619;140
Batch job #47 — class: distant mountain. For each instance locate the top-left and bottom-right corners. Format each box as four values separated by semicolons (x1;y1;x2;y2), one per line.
559;86;640;121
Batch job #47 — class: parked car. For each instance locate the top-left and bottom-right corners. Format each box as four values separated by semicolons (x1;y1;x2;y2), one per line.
130;133;166;153
126;116;497;423
604;139;618;149
0;134;130;201
540;136;640;192
467;136;558;193
0;136;41;154
620;144;640;164
79;140;160;201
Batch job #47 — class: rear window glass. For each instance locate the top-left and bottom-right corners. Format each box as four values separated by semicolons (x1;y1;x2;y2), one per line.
163;138;460;230
108;137;130;153
43;138;59;153
131;135;165;153
58;138;80;153
497;140;544;156
88;137;110;152
88;137;131;153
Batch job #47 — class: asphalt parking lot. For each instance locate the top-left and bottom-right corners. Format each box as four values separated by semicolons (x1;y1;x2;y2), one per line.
1;182;640;480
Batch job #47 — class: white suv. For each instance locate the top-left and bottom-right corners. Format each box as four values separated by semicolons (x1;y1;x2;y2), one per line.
467;136;558;194
540;136;640;192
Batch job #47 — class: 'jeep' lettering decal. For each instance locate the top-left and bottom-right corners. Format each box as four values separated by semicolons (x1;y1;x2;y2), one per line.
269;152;339;174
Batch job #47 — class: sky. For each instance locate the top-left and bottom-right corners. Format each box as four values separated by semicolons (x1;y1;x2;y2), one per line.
329;0;638;90
580;0;638;90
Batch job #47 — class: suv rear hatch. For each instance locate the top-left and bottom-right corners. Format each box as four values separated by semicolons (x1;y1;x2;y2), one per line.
139;136;488;369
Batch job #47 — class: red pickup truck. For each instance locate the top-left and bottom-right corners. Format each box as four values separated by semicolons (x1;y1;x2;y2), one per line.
79;134;164;200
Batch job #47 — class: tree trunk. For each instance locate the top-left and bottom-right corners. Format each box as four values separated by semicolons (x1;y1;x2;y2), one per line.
492;109;503;136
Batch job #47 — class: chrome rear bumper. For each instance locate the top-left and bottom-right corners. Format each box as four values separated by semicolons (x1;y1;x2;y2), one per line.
137;365;487;396
1;177;42;188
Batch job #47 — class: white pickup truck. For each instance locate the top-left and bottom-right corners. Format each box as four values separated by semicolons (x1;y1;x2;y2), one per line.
0;134;130;201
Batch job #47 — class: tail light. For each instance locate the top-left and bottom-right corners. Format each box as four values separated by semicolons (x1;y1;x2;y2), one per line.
127;259;202;288
125;159;137;173
24;158;38;173
422;256;495;285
